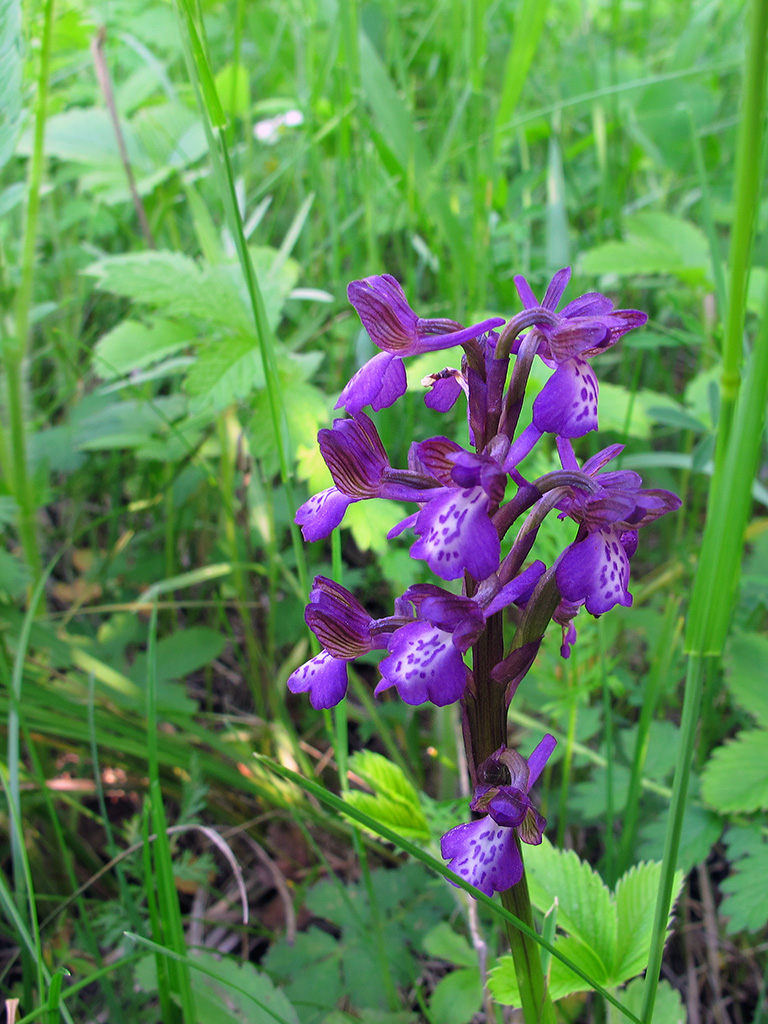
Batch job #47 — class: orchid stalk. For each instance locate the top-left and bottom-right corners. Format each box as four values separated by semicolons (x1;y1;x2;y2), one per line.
288;270;680;1020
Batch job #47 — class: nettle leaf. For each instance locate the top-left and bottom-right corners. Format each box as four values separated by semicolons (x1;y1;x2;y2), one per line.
724;630;768;728
701;728;768;813
186;332;265;412
720;825;768;934
93;318;194;380
345;751;430;842
491;839;683;1007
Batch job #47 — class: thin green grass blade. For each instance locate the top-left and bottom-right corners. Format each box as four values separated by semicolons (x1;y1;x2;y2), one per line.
45;967;70;1024
174;0;308;601
146;604;196;1022
13;955;144;1024
493;0;550;159
256;756;642;1024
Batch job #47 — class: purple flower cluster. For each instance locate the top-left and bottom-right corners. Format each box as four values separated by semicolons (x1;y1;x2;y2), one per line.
288;269;680;896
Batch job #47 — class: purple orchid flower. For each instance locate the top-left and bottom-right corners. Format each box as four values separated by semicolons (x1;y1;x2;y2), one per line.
338;275;504;414
295;412;443;541
441;735;556;897
504;269;647;459
374;561;546;706
389;442;509;582
554;438;681;616
287;650;350;710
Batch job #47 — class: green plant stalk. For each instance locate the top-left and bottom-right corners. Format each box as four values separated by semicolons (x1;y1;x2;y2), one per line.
6;0;56;584
260;755;642;1024
639;653;706;1023
175;0;309;603
556;660;579;848
599;619;616;888
617;598;682;876
146;604;196;1022
714;0;768;459
501;864;558;1024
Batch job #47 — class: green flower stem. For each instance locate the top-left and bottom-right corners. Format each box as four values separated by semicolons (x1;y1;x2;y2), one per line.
714;0;768;459
639;652;706;1023
6;0;56;585
501;866;558;1024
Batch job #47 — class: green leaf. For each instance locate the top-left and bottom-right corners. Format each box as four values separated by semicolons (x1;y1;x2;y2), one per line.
0;0;22;171
215;62;250;118
0;547;31;600
93;318;194;380
724;630;768;728
607;977;685;1024
720;826;768;934
186;333;265;412
701;728;768;813
613;862;667;979
637;802;722;874
579;212;710;285
344;499;408;556
263;928;344;1022
428;968;482;1024
422;922;478;970
344;751;430;842
525;837;616;969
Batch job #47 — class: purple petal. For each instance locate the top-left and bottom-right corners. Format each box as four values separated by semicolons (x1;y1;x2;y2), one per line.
441;819;523;896
411;487;500;581
335;351;407;414
526;734;557;787
377;622;468;706
305;576;374;658
295;487;355;541
287;650;349;709
546;318;610;364
486;788;531;828
557;528;633;614
418;317;506;353
484;561;546;617
559;291;613;319
388;510;419;540
541;267;572;310
533;357;599;437
319;412;389;498
347;275;419;352
424;373;463;411
514;274;539;310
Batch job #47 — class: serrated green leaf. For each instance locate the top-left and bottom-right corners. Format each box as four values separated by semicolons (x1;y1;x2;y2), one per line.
720;826;768;934
186;333;265;412
701;728;768;813
345;751;429;841
428;968;482;1024
490;937;608;1005
94;318;194;380
607;977;685;1024
613;862;678;979
724;630;768;728
525;837;616;969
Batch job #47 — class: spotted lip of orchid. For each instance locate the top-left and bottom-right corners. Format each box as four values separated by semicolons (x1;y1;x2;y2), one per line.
554;439;682;617
440;736;556;897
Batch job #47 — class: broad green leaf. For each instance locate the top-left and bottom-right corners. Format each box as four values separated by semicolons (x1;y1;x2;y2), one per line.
263;927;344;1020
613;862;670;979
428;968;482;1024
525;837;616;969
724;631;768;728
0;548;31;600
720;826;768;934
422;922;478;970
607;978;685;1024
93;319;194;380
344;499;408;556
186;333;265;412
215;62;250;118
345;751;429;842
701;728;768;813
579;212;710;285
637;802;722;874
491;937;608;1004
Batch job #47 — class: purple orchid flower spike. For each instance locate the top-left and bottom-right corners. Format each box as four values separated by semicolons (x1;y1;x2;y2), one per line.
339;275;504;414
441;735;556;897
287;650;350;709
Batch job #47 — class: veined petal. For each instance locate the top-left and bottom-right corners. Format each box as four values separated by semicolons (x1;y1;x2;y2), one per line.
441;819;523;896
287;651;348;709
